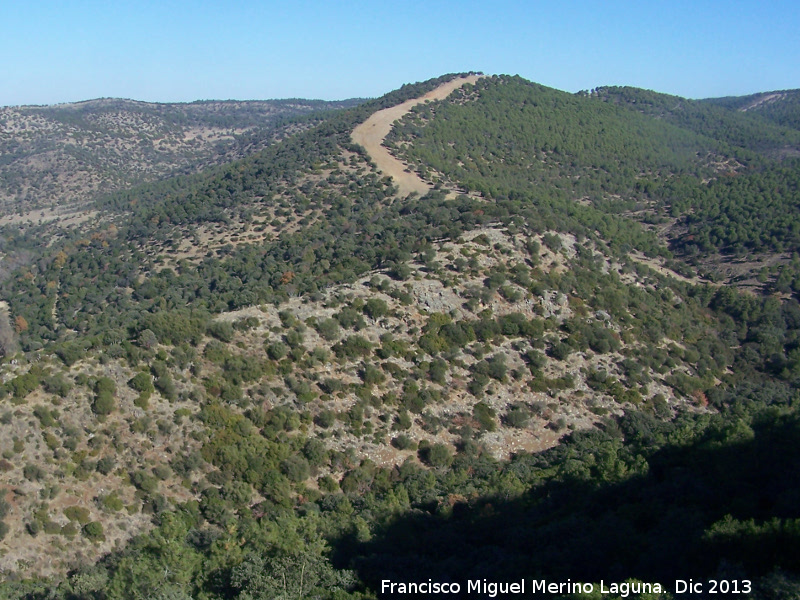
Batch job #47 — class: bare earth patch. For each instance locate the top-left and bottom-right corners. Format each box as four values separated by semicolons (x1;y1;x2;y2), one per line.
352;75;481;197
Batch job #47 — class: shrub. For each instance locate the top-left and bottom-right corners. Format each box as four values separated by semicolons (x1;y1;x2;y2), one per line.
94;377;116;395
10;371;41;399
487;354;508;381
207;321;235;343
23;464;45;481
96;456;116;475
130;470;158;494
543;233;562;252
128;372;154;394
266;341;289;361
280;455;311;482
33;405;56;428
42;374;72;398
504;406;531;429
55;343;85;367
549;342;572;361
64;506;91;524
318;475;339;493
391;434;416;450
419;443;453;468
473;402;497;431
315;410;336;428
364;298;389;320
315;318;341;341
319;378;343;394
82;521;105;542
360;363;386;387
333;336;373;360
154;375;178;402
302;439;329;467
92;392;115;416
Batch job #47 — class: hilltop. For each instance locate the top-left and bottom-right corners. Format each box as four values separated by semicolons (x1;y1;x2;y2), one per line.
0;74;799;598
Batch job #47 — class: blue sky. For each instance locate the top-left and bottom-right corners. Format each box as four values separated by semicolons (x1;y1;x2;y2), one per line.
2;0;798;105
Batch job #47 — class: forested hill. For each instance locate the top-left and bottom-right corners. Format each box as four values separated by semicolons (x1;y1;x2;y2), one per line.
0;74;799;598
390;75;800;275
701;88;800;132
592;85;800;154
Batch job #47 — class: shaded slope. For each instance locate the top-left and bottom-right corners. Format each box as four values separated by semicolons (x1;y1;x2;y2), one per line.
348;406;800;595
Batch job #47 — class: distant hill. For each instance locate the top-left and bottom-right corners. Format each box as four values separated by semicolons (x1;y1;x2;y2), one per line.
591;85;800;155
0;97;363;215
702;88;800;132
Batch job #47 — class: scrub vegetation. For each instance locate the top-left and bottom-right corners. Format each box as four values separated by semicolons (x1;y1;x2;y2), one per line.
0;73;799;598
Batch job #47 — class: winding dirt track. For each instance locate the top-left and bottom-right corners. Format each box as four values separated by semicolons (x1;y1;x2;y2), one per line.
352;75;481;197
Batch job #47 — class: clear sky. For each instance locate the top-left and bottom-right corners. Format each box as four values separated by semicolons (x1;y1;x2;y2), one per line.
2;0;798;106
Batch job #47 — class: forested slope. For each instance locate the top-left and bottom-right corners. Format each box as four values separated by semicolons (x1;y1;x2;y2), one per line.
0;74;799;598
391;76;800;285
702;89;800;132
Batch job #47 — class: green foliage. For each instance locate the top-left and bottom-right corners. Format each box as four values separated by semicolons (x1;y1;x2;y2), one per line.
130;470;159;494
82;521;105;542
391;434;416;450
472;353;507;383
230;550;356;599
128;371;154;394
42;373;72;397
360;363;386;387
154;373;178;402
504;404;531;429
100;492;124;512
333;335;373;360
302;439;329;467
266;341;289;361
92;391;115;416
418;442;453;468
315;317;341;341
472;402;497;432
33;405;56;428
207;320;235;343
55;342;86;367
315;410;336;428
64;506;91;524
364;297;389;320
139;310;210;346
9;369;41;399
335;306;367;331
5;74;800;599
96;455;116;475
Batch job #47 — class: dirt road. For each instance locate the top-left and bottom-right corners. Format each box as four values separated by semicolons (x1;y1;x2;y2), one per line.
352;75;481;197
